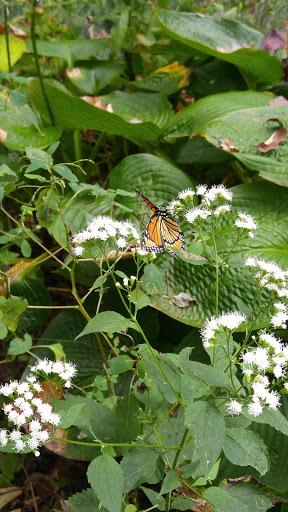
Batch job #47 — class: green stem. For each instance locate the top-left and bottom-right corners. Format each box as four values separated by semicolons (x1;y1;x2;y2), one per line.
52;438;180;450
166;428;189;511
73;130;82;161
3;1;11;73
30;0;55;125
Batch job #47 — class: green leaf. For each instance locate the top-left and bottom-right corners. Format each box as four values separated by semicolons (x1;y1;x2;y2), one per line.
0;94;61;150
180;360;231;389
115;395;141;442
47;343;65;360
0;35;25;71
35;188;59;228
26;39;112;66
132;62;189;95
29;81;162;143
87;454;123;512
243;406;288;436
223;427;269;476
153;8;283;87
57;403;91;429
1;295;28;332
159;469;181;495
20;239;31;258
53;164;78;183
91;275;108;291
8;333;32;356
140;345;180;403
140;487;165;511
185;402;226;477
76;312;131;338
203;485;272;512
109;355;134;375
66;62;123;95
197;104;288;187
66;488;106;512
109;154;195;216
101;91;172;129
129;289;150;310
161;90;274;139
110;7;130;53
120;447;165;492
170;247;207;264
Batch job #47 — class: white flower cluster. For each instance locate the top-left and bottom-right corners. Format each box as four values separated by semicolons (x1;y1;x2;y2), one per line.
71;216;140;257
116;275;137;288
0;375;60;456
30;359;77;388
168;184;233;218
245;256;288;302
201;311;246;345
234;212;258;238
131;246;157;259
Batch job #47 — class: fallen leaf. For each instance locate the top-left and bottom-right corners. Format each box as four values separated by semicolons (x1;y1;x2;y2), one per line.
269;96;288;106
81;96;113;112
260;29;285;54
257;118;287;152
220;138;239;152
0;24;28;39
0;129;8;145
0;489;22;509
171;292;196;308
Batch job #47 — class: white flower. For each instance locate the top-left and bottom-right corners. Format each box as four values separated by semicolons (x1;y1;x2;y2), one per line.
196;185;208;196
72;217;140;247
274;365;284;379
253;347;270;370
123;277;129;287
167;200;181;214
248;232;255;238
116;237;126;249
213;204;231;216
243;351;255;365
227;400;242;415
0;429;8;446
72;246;84;257
245;256;257;267
259;332;283;353
201;316;219;341
204;185;233;205
271;311;288;329
178;188;195;199
130;275;137;282
265;390;280;409
274;302;287;312
185;208;210;223
29;420;42;433
284;382;288;391
235;212;257;231
16;382;29;395
115;282;120;287
218;312;246;330
252;381;269;400
248;398;263;416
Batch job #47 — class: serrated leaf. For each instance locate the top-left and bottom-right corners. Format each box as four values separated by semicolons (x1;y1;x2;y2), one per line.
223;427;269;475
130;289;150;310
35;188;59;228
185;402;226;477
203;485;272;512
1;295;28;332
109;355;134;375
115;395;141;442
120;447;165;492
91;275;107;291
87;454;123;512
160;469;181;495
180;359;231;389
47;343;65;360
53;164;78;182
66;488;105;512
76;311;131;339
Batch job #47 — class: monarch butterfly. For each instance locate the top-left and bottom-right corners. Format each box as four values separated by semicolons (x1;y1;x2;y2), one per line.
135;189;184;257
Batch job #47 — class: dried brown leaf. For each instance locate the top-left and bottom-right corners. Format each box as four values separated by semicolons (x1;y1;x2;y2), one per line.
220;138;239;152
257;118;287;152
269;96;288;106
260;29;285;54
171;292;196;308
0;24;28;39
0;129;8;145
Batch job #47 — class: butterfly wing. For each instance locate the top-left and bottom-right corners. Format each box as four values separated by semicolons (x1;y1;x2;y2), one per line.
143;213;165;253
160;215;184;257
134;189;157;213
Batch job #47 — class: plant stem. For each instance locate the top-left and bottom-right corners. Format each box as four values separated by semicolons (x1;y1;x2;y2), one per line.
165;428;189;511
30;0;55;125
52;438;180;450
3;1;11;73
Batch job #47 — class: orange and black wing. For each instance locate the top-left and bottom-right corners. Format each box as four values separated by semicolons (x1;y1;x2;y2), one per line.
134;189;157;213
160;215;184;257
143;213;165;253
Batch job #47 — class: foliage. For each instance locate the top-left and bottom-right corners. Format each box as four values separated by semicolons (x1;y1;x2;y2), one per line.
1;1;288;512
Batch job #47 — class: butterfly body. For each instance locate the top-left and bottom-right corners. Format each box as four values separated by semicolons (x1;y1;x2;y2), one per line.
135;189;184;257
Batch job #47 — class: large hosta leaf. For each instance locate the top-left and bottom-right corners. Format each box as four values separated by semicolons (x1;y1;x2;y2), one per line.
153;8;283;87
109;153;195;221
66;61;123;95
131;62;190;95
0;35;26;71
29;80;162;142
161;91;274;139
25;39;112;66
0;94;61;150
196;104;288;187
141;181;288;329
